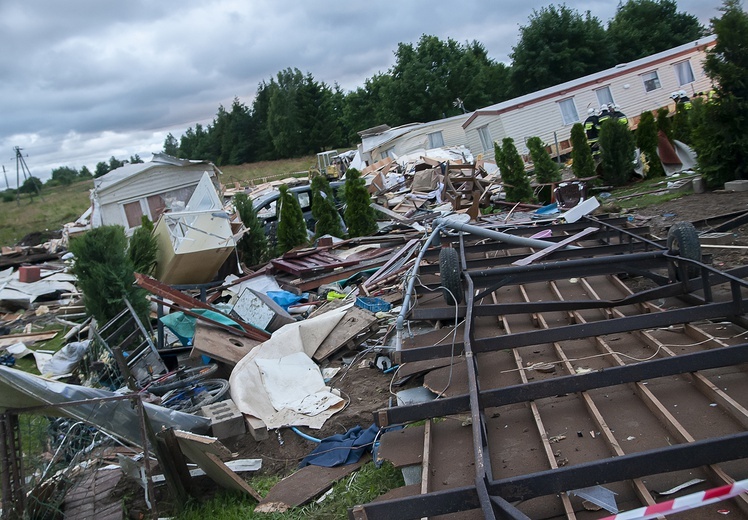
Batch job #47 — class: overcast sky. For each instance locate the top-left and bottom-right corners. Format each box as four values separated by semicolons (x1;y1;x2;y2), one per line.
0;0;724;188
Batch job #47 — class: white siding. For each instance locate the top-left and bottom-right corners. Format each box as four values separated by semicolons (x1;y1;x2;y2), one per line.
369;115;470;161
97;165;212;205
463;41;714;160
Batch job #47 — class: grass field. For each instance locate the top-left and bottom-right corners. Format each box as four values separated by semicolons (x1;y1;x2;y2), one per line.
0;156;319;247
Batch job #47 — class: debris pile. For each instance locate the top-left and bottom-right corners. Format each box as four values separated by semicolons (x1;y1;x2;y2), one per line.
2;148;748;519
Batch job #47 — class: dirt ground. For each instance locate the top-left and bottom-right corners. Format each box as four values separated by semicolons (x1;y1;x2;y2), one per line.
623;189;748;270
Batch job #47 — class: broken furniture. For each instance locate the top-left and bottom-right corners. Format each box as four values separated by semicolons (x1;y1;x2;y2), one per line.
89;298;166;390
440;162;490;219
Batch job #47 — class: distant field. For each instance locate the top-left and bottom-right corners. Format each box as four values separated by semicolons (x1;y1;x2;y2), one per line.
0;156;319;247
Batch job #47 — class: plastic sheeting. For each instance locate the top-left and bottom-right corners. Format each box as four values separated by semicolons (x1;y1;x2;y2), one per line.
0;366;210;446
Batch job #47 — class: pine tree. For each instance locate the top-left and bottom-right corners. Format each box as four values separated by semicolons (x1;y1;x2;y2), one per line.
527;137;561;184
570;123;595;179
344;168;378;238
276;184;308;254
599;119;636;186
234;192;269;266
311;176;344;238
70;226;149;325
499;138;534;203
127;216;159;275
672;104;692;144
656;107;673;142
690;0;748;187
636;111;665;178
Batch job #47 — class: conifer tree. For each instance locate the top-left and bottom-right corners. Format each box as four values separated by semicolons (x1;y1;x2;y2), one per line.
690;0;748;187
499;138;534;203
276;184;308;254
344;168;378;238
599;119;636;186
127;216;159;275
527;137;560;184
672;104;692;144
656;107;673;141
70;225;149;325
636;111;664;178
570;123;595;179
527;136;560;203
311;176;344;238
234;192;269;266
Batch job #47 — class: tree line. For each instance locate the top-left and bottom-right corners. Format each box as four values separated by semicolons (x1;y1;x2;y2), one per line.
162;0;706;166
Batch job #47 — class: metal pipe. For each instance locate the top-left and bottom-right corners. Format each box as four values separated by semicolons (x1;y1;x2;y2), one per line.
433;217;580;250
396;224;445;352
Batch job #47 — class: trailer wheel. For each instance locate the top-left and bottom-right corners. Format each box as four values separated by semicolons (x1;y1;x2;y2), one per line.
667;221;701;280
439;247;463;306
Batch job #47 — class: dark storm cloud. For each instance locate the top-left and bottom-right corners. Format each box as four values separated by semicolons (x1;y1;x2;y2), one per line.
0;0;723;187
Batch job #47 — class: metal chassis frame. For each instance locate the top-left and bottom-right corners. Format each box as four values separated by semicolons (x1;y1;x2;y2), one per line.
354;216;748;520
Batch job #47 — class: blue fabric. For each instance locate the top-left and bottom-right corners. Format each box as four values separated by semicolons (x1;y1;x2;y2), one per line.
299;424;380;468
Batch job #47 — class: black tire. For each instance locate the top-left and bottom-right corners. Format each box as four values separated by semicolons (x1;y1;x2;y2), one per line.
667;221;701;280
161;378;230;413
439;247;463;305
148;364;219;395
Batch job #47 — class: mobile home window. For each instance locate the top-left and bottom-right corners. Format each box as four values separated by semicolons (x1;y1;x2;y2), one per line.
428;131;445;149
477;126;493;152
674;60;695;86
641;71;661;92
123;201;145;229
382;147;396;160
595;86;614;107
557;98;580;125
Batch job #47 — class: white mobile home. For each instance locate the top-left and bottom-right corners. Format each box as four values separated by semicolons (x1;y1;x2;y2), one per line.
359;113;471;165
91;153;222;235
463;35;716;161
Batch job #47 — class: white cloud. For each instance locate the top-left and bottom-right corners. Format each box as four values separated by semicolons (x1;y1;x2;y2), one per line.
0;0;722;188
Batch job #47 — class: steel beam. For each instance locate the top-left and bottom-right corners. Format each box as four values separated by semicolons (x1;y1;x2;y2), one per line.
381;341;748;426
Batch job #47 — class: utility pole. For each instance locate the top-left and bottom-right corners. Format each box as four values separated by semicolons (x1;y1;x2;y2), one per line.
1;165;8;193
13;146;44;204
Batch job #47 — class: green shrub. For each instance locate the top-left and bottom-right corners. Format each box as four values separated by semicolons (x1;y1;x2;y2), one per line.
570;123;595;179
311;176;344;238
69;226;149;325
276;184;308;254
234;192;269;266
497;138;534;203
599;119;636;186
527;136;560;203
636;111;664;178
656;107;672;142
127;216;159;275
690;0;748;188
343;168;377;238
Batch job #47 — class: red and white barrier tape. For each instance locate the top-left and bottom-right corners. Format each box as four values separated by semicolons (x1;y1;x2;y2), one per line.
600;479;748;520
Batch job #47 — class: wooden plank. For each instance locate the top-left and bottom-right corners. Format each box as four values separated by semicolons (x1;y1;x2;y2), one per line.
0;331;59;348
312;307;378;362
174;430;261;501
255;455;369;513
512;227;598;267
191;322;260;366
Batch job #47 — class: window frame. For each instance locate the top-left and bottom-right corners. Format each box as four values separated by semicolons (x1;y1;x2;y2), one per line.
641;70;662;93
557;98;580;126
427;131;445;149
595;86;614;107
673;60;695;86
477;125;493;152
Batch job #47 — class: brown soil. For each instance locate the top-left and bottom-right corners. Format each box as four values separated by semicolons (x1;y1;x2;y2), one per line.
624;189;748;270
